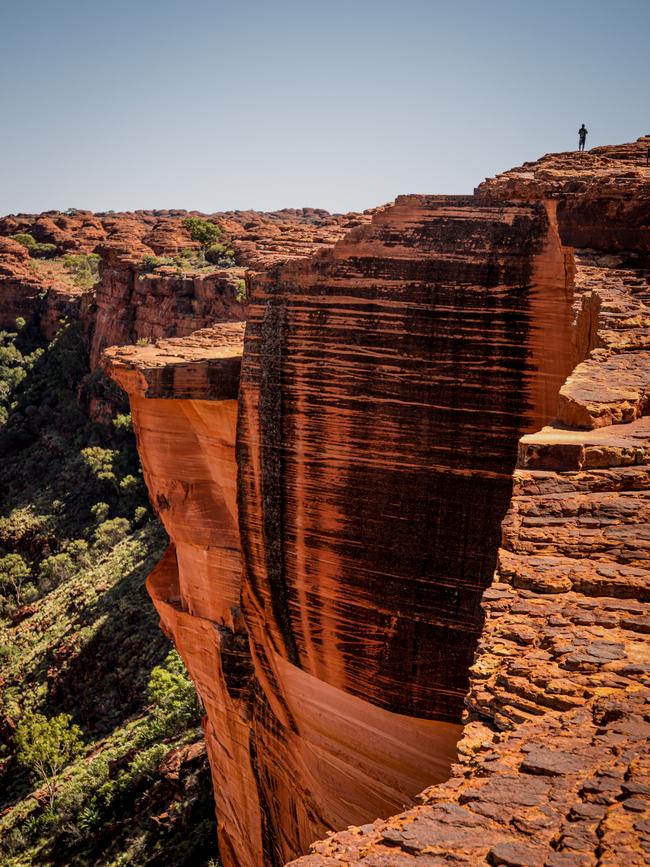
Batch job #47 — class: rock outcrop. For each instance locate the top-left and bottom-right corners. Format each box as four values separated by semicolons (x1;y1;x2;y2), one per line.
287;138;650;866
101;139;650;866
0;208;370;352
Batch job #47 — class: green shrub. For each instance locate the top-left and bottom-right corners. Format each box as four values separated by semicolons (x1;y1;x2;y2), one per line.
146;649;200;738
235;279;247;303
94;517;130;550
204;243;226;264
205;243;236;267
134;506;149;526
113;412;132;433
90;502;110;523
66;538;90;565
0;552;31;605
39;553;75;590
10;232;36;249
30;242;58;259
140;254;160;273
182;217;221;249
62;253;100;289
81;446;119;489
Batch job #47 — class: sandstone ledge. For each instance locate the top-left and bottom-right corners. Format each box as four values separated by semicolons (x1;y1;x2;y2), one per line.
103;322;244;400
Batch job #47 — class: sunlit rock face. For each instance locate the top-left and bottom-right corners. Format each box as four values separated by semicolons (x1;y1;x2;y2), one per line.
238;194;573;714
99;138;650;867
294;137;650;867
235;194;574;862
105;324;262;867
107;187;579;864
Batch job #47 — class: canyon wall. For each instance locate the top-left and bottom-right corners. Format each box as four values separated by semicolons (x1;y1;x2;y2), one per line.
290;137;650;866
101;136;648;866
101;151;620;865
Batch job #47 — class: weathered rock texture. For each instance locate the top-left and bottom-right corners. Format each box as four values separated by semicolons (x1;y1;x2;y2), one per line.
99;141;648;867
101;136;650;867
288;138;650;866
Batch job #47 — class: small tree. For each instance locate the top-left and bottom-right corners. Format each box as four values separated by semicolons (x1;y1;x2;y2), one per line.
182;217;221;251
93;517;130;550
62;253;100;289
39;553;75;591
147;649;200;737
15;712;84;809
81;446;119;491
90;501;110;523
0;553;31;606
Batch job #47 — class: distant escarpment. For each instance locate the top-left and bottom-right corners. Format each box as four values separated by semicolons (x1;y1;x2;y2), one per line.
0;207;370;364
104;138;650;867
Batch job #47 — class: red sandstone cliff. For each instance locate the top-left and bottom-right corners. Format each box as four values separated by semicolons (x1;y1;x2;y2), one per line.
287;136;650;867
102;138;650;866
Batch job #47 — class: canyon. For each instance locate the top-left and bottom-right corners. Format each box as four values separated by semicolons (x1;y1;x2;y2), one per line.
3;136;649;866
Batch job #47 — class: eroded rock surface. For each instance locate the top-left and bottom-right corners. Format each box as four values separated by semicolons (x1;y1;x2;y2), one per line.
99;136;650;867
0;207;370;352
101;173;600;863
291;138;650;866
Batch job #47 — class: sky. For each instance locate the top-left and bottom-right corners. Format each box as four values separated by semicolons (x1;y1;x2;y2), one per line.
1;0;648;215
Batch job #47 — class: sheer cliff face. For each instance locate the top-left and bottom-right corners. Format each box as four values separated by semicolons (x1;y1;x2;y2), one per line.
237;195;573;727
105;137;649;867
107;188;575;865
292;138;650;866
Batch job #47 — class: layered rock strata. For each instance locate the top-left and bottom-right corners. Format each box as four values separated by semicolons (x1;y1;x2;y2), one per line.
106;181;581;864
104;137;648;867
291;140;650;865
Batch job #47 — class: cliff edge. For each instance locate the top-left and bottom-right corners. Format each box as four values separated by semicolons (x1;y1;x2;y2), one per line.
104;136;650;867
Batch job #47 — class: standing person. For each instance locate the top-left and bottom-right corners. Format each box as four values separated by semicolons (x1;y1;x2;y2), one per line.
578;124;588;151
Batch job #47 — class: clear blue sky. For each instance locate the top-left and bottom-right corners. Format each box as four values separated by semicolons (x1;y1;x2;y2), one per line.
1;0;648;214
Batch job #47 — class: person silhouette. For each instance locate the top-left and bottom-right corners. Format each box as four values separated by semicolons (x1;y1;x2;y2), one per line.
578;124;588;152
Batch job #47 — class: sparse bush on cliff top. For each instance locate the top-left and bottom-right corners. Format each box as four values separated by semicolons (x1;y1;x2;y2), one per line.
235;278;247;302
30;242;58;259
205;242;236;267
182;217;221;248
62;252;100;289
10;232;36;249
140;254;162;273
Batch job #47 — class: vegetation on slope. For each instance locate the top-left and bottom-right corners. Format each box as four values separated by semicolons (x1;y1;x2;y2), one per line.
0;320;220;866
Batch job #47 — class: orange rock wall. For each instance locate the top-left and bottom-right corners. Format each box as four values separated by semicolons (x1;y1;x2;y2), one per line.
238;194;574;722
293;137;650;867
89;261;246;368
109;192;575;866
104;139;649;867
